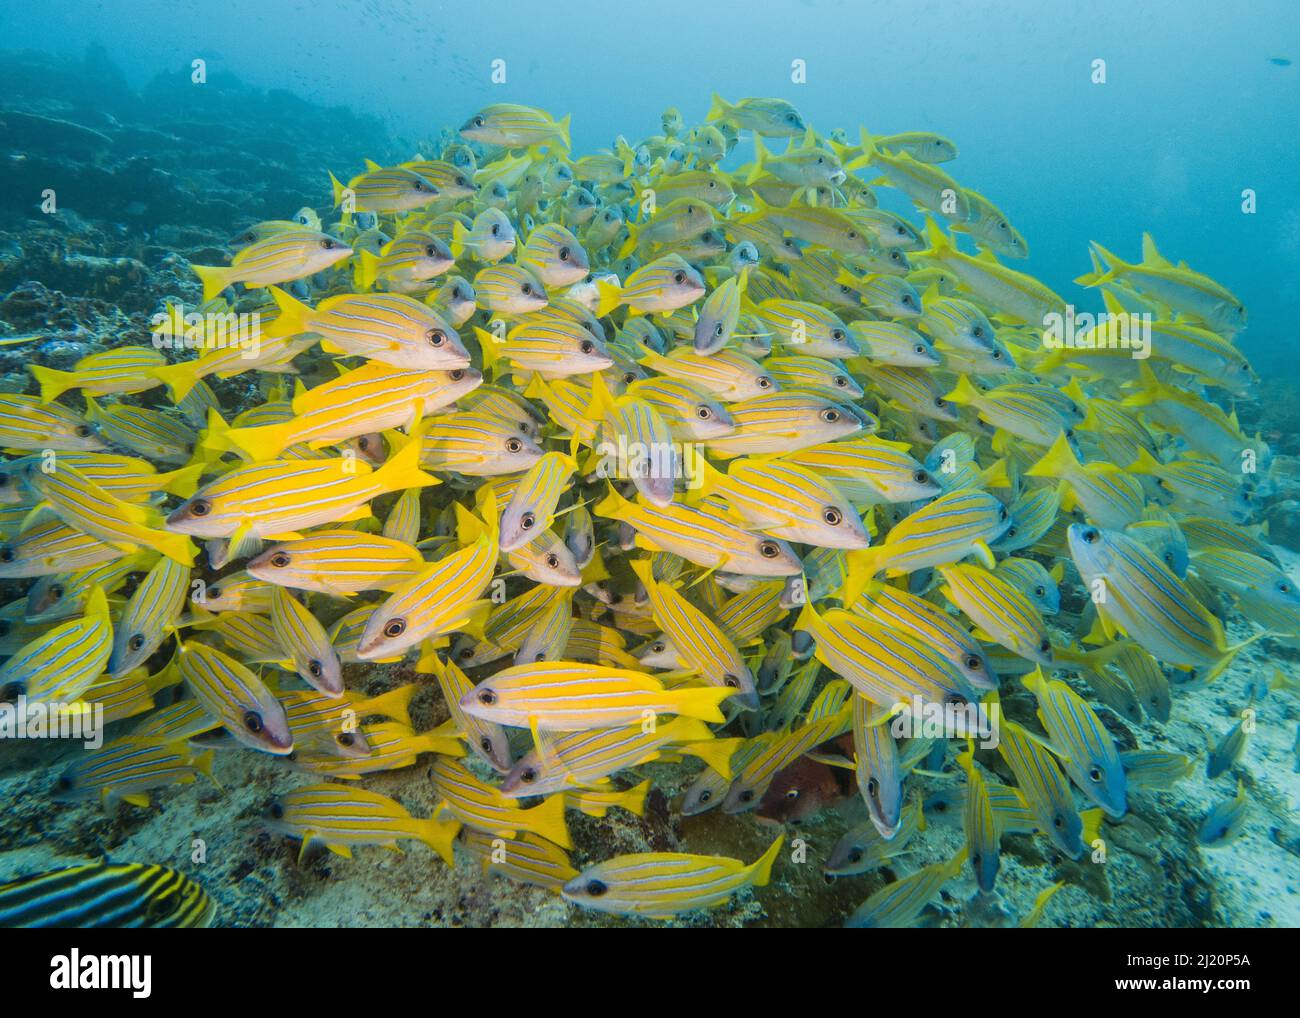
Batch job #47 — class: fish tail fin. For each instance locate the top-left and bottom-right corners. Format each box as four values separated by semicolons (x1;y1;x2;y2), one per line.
616;221;639;259
596;278;624;318
840;547;882;607
197;408;236;458
156;462;206;499
745;136;770;185
593;482;630;519
369;683;417;727
707;92;731;122
416;816;460;866
1075;241;1128;286
1025;431;1080;479
147;360;201;404
371;424;437;495
266;284;313;338
452;219;475;262
748;834;785;887
191;263;233;303
226;421;296;462
920;216;952;258
530;791;573;849
27;364;77;403
944;373;982;407
844;126;879;171
672;684;734;724
148;527;197;567
556;113;572;152
681;735;740;778
329;170;347;209
357;249;380;290
617;778;651;817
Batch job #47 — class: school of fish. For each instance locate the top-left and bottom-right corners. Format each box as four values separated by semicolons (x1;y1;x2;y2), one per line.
0;94;1291;928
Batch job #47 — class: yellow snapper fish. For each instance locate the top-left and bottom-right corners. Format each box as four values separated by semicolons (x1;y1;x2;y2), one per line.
190;230;352;302
561;835;784;918
166;429;436;545
268;783;460;865
265;288;470;370
329;161;441;213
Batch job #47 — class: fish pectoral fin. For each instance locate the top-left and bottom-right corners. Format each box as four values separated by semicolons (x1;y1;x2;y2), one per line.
970;540;996;569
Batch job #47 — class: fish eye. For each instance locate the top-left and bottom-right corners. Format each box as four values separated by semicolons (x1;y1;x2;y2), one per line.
831;329;846;341
914;344;927;355
336;732;354;748
477;689;498;705
545;554;560;568
1082;528;1099;544
833;375;848;387
847;231;857;240
739;789;755;803
759;541;780;558
1280;582;1292;594
50;583;64;599
847;847;864;863
128;633;146;651
520;767;537;784
490;223;501;237
696;406;713;420
972;326;985;339
580;340;595;354
998;506;1009;521
1039;638;1051;653
74;425;93;438
1088;766;1103;783
672;271;686;284
243;711;263;733
521;283;534;296
651;642;665;653
963;653;981;670
479;736;494;754
821;409;840;423
866;778;878;797
623;372;636;384
506;438;523;453
723;674;740;688
189;498;212;517
459;647;475;660
383;618;407;638
934;397;947;408
450;369;465;381
913;469;929;484
53;774;71;791
308;660;323;678
321;238;336;249
585;879;608;897
991;349;1003;360
823;507;843;526
427;329;446;346
714;323;725;336
1035;586;1046;597
757;375;773;389
559;246;571;261
520;512;536;530
473;116;485;127
269;552;291;568
1053;815;1064;829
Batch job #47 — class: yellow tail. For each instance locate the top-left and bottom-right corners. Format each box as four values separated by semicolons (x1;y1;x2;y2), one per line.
191;263;234;303
27;365;78;403
266;285;314;339
227;420;298;462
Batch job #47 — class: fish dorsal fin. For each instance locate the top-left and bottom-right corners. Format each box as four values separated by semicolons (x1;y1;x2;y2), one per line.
1141;232;1171;268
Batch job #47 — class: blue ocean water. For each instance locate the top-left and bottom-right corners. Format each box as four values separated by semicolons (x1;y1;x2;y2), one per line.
3;0;1297;368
